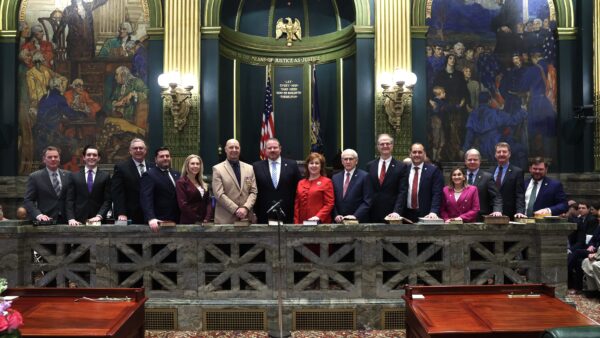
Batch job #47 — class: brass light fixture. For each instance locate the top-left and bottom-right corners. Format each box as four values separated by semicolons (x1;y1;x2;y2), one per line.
157;71;195;132
380;69;417;132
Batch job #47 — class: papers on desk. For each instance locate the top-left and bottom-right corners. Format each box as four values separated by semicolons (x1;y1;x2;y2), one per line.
418;218;444;224
0;296;18;301
412;294;425;299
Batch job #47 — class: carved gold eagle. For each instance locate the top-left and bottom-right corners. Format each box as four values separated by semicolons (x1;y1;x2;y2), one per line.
275;17;302;47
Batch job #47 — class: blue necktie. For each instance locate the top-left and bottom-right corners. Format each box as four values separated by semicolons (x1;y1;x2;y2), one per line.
271;161;278;188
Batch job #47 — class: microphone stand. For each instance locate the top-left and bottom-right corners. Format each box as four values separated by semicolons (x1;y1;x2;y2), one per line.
269;203;288;338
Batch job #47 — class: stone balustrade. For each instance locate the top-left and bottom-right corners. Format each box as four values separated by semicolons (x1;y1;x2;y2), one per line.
0;221;574;333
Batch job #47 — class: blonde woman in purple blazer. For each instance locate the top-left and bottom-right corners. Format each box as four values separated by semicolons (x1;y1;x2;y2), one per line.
440;167;480;223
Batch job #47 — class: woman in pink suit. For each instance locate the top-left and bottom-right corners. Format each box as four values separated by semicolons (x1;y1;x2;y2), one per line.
176;154;213;224
440;167;480;223
294;152;334;224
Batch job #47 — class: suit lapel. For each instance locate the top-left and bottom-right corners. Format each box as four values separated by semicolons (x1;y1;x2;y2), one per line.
537;177;548;198
383;159;396;187
224;162;241;190
42;170;57;197
419;164;428;190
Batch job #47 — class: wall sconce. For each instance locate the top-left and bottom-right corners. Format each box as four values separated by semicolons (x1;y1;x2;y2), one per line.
157;71;195;132
380;69;417;132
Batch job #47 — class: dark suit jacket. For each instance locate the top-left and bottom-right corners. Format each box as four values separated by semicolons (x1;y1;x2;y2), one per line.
140;167;180;223
332;169;373;222
398;163;444;218
176;175;213;224
470;169;503;221
525;176;568;216
253;158;301;224
23;168;72;223
366;158;407;223
492;163;525;219
570;214;598;250
66;168;111;222
111;159;153;224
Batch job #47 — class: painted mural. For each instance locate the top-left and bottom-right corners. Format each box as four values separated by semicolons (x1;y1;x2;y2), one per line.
17;0;150;174
426;0;557;169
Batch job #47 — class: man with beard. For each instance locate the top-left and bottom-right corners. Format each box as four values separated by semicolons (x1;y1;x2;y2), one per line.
524;157;567;217
140;147;180;232
252;138;300;224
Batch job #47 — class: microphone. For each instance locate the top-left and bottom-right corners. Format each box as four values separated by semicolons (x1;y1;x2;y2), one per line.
267;200;283;215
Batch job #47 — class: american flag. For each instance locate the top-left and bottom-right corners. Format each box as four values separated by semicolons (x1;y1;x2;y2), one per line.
310;64;323;153
259;77;275;159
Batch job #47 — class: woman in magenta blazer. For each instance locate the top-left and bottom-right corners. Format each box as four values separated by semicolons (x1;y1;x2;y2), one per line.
176;154;213;224
294;152;334;224
440;167;480;223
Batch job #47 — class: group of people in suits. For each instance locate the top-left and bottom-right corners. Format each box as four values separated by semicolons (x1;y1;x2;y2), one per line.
23;136;569;231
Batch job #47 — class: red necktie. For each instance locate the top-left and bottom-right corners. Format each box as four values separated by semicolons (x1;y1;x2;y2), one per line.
379;161;386;185
411;167;419;209
343;172;351;197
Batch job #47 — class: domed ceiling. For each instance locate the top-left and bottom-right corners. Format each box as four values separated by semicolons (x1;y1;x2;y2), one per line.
220;0;356;37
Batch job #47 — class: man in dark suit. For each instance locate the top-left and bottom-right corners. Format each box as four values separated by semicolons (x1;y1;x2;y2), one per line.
524;156;568;217
398;143;444;222
332;149;373;223
366;134;407;223
492;142;526;219
23;146;72;223
66;145;111;225
253;138;300;224
140;146;180;232
569;202;598;290
464;148;503;221
111;138;152;224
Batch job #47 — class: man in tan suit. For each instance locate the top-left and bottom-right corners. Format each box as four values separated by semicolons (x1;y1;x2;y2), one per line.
212;139;258;224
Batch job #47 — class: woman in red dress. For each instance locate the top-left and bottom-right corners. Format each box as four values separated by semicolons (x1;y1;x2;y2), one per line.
294;152;334;224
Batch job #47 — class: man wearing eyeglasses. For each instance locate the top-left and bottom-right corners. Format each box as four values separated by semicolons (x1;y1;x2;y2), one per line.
111;138;153;224
332;149;372;223
366;134;407;223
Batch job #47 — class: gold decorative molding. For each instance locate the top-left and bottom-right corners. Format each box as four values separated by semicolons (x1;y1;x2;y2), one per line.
557;27;578;40
164;0;199;94
375;0;413;155
354;25;374;38
163;0;201;162
201;26;221;37
594;0;600;171
411;26;428;39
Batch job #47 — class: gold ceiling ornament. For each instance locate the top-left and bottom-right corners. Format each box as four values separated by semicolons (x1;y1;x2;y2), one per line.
275;17;302;46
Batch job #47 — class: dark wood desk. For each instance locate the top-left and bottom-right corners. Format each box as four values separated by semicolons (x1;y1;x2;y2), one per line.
3;288;146;338
403;284;598;338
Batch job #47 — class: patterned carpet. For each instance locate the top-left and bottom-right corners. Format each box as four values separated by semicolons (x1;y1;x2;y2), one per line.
145;293;600;338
